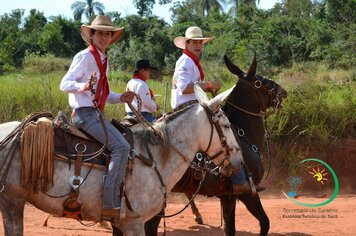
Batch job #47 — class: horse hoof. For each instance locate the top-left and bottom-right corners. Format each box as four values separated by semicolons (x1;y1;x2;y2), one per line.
195;216;203;224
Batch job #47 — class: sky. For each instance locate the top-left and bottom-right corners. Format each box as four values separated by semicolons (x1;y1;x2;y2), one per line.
0;0;280;23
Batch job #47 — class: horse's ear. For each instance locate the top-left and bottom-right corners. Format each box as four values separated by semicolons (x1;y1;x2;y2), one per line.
246;53;257;80
195;83;209;103
208;85;236;112
224;55;244;79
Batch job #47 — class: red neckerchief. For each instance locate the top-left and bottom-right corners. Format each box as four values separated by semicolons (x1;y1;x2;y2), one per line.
132;73;154;98
89;44;109;111
183;48;204;80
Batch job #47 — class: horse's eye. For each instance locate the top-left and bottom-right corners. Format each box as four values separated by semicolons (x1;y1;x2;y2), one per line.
224;124;231;129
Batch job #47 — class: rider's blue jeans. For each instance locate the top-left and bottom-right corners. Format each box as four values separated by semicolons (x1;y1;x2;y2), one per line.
231;168;248;185
72;107;130;209
126;112;156;123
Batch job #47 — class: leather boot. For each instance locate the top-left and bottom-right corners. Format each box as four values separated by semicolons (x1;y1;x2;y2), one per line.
102;207;121;221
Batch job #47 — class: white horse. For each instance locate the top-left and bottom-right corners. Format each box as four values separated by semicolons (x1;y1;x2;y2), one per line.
0;85;243;236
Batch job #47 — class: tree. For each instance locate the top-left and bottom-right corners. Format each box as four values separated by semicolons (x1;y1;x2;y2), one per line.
71;0;105;22
228;0;260;17
324;0;356;25
201;0;226;16
39;16;84;58
109;15;173;72
0;9;25;72
282;0;313;19
22;10;48;55
170;0;204;24
133;0;173;17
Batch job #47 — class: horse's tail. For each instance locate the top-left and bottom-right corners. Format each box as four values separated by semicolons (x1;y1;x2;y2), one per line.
21;117;54;193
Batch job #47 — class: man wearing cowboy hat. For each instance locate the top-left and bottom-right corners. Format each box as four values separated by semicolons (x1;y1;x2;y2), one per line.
171;26;253;195
60;15;135;220
125;59;160;123
171;26;221;110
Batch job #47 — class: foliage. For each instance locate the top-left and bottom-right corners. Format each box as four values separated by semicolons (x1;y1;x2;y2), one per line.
71;0;105;22
109;15;174;75
22;52;71;74
0;10;25;73
133;0;173;17
39;16;85;58
1;61;354;143
267;62;356;146
0;74;69;122
0;0;355;73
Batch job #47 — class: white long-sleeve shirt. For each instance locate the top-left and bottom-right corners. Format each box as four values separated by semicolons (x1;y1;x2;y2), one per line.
60;47;122;110
125;78;158;113
171;54;202;109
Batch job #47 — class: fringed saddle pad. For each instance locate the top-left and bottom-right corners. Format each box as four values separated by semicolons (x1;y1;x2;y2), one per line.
21;117;54;193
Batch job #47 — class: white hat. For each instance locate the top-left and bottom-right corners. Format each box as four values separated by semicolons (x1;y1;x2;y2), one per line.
173;26;214;49
80;15;124;45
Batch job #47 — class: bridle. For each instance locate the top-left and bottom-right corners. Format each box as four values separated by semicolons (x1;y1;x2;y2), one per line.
226;75;282;117
224;75;284;183
200;104;237;172
169;103;239;174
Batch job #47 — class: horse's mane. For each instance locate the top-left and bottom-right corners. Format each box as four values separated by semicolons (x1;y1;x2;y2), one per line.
132;104;197;163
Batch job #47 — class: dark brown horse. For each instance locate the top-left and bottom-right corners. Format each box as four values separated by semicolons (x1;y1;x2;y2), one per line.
143;55;288;236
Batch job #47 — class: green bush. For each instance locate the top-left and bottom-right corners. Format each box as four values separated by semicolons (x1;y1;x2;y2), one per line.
1;61;355;148
22;52;71;74
268;63;356;146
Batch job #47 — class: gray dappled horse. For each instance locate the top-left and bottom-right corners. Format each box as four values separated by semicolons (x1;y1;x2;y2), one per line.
0;85;244;236
144;55;288;236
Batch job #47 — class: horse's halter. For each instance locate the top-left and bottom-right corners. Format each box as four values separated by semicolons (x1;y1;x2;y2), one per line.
226;75;281;117
200;104;238;174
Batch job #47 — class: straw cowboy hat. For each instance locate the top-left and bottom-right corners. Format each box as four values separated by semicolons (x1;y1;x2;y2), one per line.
80;15;124;45
173;26;214;49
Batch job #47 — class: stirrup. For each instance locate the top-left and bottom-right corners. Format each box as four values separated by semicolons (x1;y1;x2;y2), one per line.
120;196;126;218
248;176;257;196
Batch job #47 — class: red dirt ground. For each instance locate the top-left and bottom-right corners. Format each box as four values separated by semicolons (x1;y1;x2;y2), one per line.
1;193;355;236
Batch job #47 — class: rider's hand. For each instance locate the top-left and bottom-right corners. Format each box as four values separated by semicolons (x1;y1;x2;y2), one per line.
120;91;135;103
83;72;97;91
209;80;221;91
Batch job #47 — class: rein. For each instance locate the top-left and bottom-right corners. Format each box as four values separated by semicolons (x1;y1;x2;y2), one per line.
127;93;163;139
169;104;235;170
158;103;237;229
161;170;207;218
225;78;278;183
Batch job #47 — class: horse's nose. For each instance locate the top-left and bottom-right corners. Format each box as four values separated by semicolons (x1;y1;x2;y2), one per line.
281;87;288;98
230;152;244;174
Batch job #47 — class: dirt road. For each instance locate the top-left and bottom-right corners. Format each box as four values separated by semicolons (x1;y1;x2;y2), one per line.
1;193;355;236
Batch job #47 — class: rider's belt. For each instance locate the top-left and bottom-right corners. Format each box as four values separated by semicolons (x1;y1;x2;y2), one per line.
71;106;95;117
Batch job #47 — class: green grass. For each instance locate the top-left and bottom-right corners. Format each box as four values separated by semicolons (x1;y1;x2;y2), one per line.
0;70;190;122
1;61;355;177
267;63;356;146
1;61;355;147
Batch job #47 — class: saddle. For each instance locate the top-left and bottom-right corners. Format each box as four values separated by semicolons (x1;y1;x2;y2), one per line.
53;111;133;167
52;111;134;220
20;111;142;220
